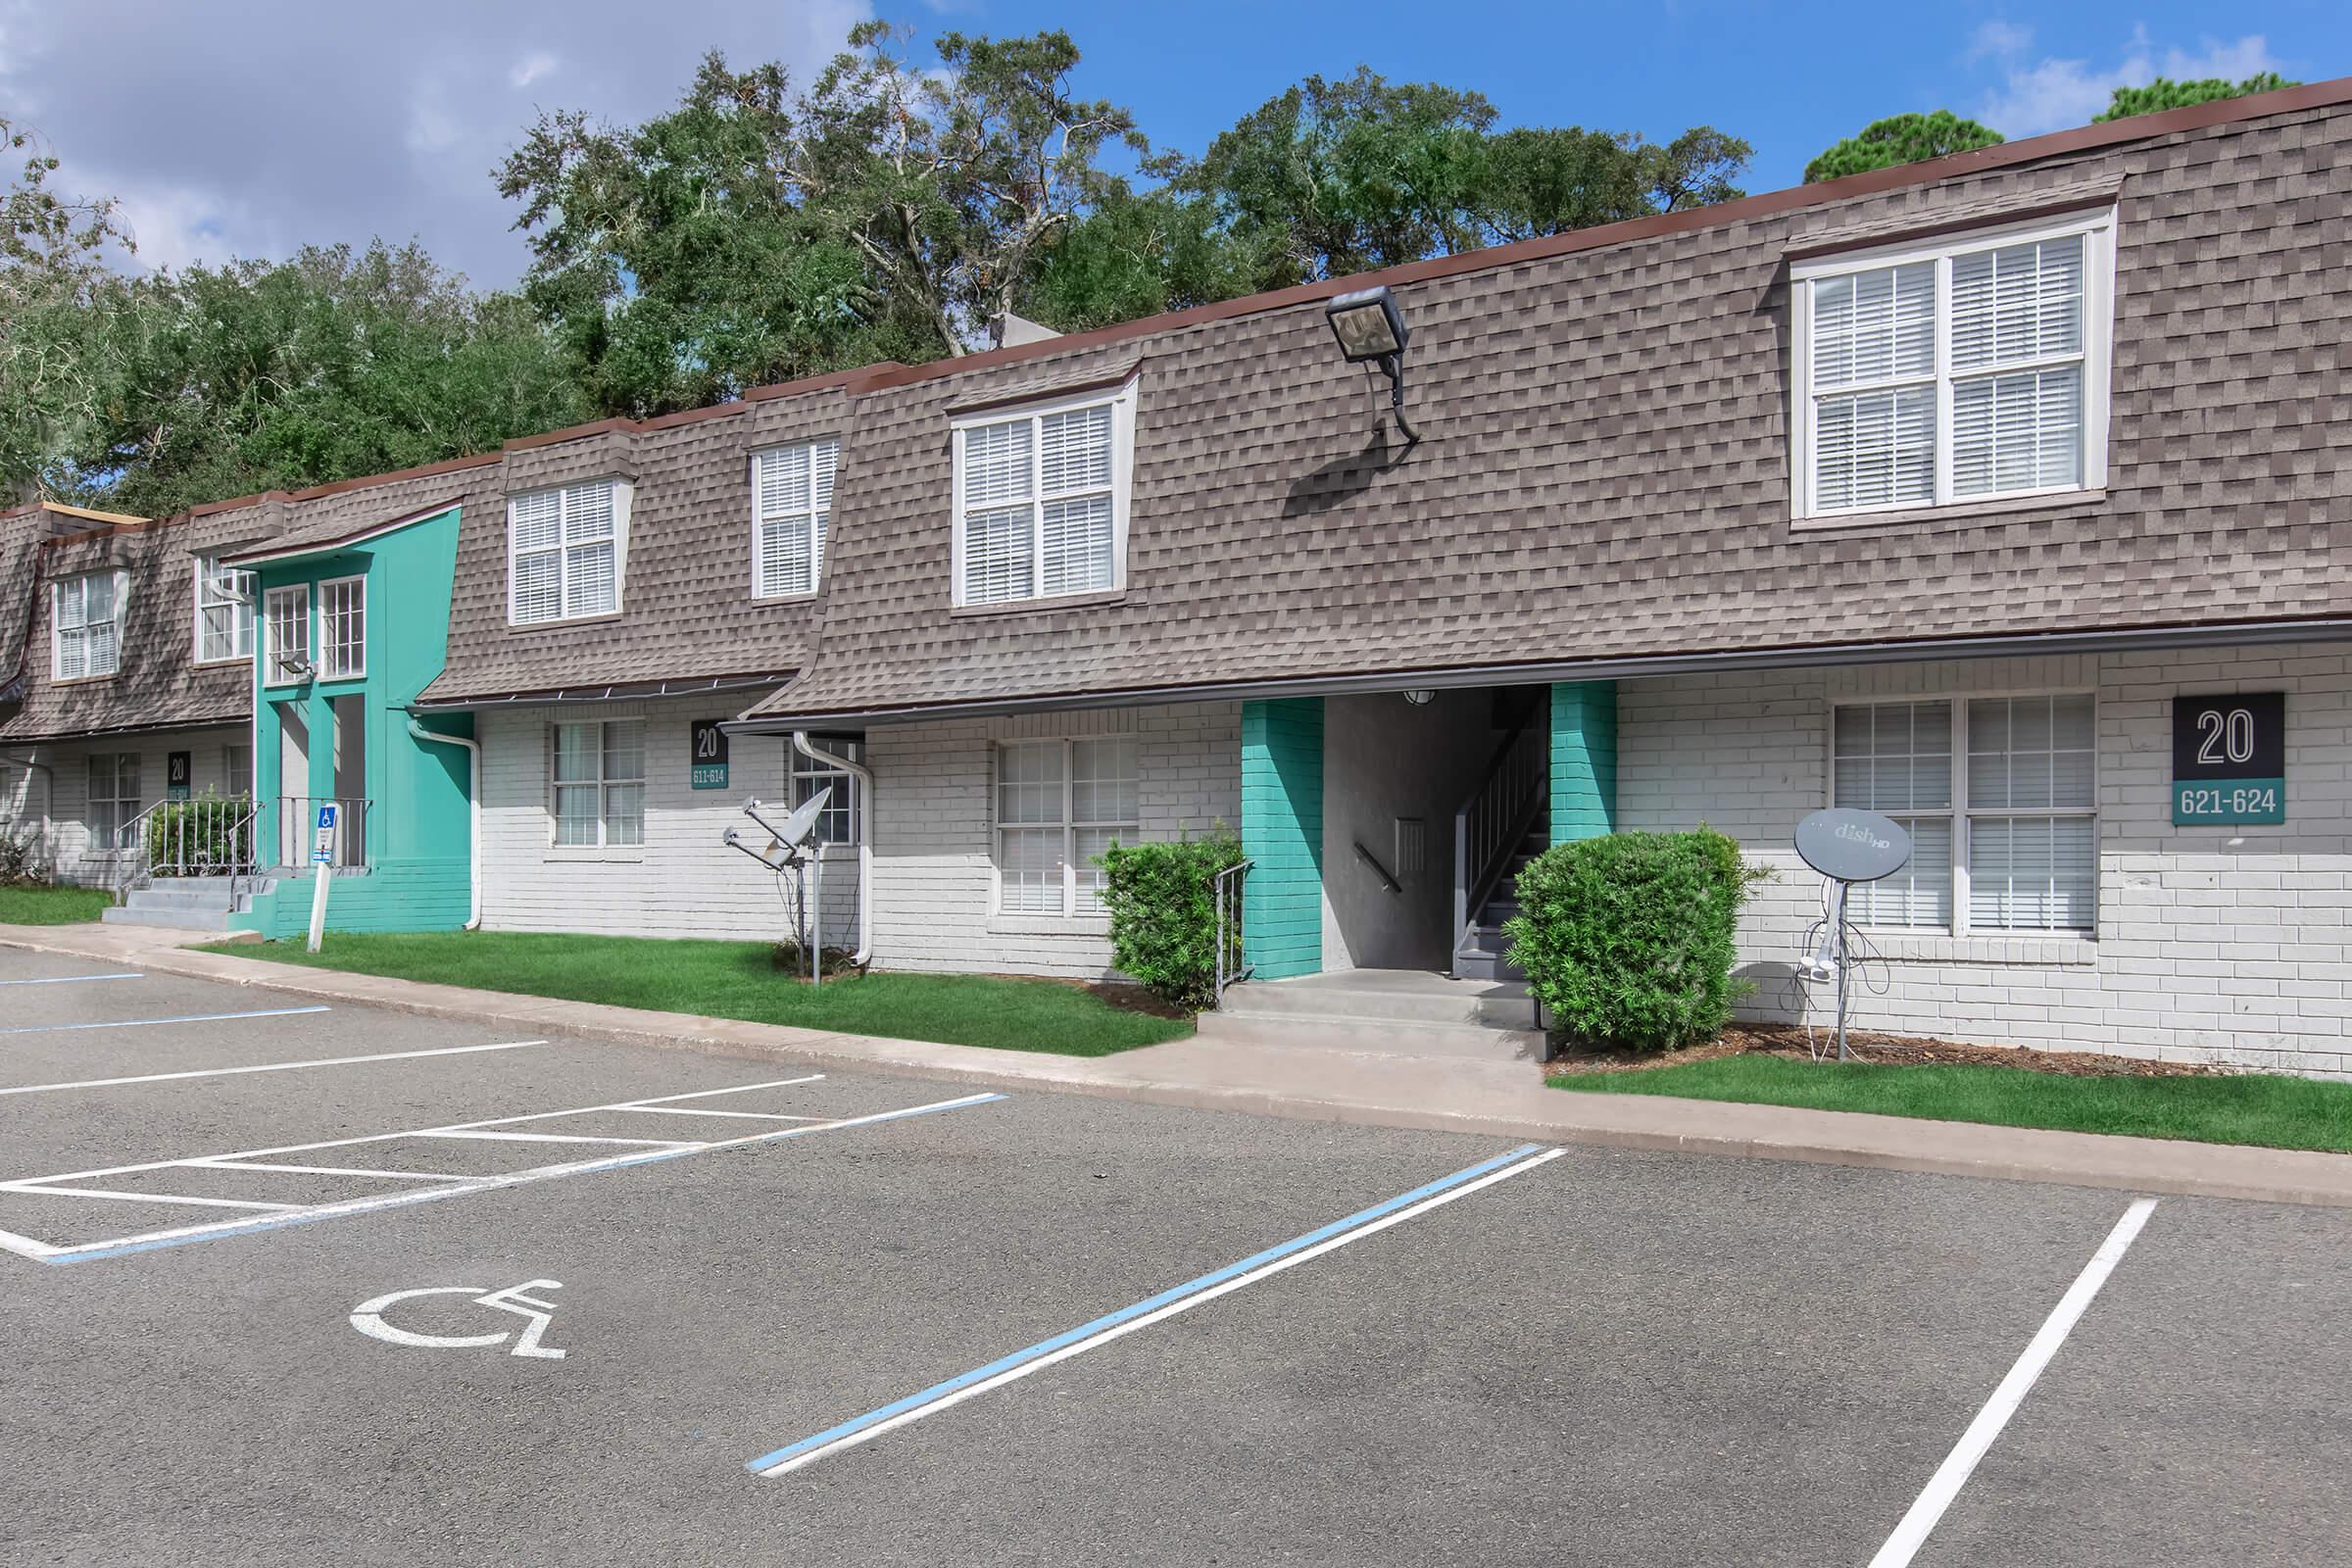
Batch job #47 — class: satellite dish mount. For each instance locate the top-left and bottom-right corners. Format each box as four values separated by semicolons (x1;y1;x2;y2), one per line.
722;789;833;985
1792;808;1913;1061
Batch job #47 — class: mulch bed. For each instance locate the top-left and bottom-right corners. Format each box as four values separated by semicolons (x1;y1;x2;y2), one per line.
1548;1021;2230;1079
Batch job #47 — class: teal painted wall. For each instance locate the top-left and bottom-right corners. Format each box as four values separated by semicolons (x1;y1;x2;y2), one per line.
237;508;474;939
1241;698;1324;980
1550;681;1619;845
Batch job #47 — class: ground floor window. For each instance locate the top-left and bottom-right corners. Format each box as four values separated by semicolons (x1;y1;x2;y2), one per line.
994;736;1139;916
223;743;253;800
790;739;862;847
1832;695;2095;934
550;720;646;849
87;753;140;850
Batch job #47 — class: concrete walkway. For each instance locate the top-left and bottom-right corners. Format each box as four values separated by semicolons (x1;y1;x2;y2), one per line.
8;919;2352;1209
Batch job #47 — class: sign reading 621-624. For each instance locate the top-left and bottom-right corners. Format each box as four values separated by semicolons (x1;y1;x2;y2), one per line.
2172;692;2285;825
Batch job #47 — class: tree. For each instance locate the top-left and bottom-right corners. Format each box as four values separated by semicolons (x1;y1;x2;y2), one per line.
1805;110;2004;183
2095;73;2298;122
66;242;590;517
1018;184;1272;333
0;116;133;504
1478;124;1750;241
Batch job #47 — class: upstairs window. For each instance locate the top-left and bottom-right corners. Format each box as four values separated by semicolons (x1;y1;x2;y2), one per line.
320;575;366;679
1791;211;2112;519
264;584;311;684
52;571;123;680
194;555;256;664
510;479;627;624
954;383;1135;608
753;439;839;599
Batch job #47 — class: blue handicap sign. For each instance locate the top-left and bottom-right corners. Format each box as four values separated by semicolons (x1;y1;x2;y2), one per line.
316;804;338;831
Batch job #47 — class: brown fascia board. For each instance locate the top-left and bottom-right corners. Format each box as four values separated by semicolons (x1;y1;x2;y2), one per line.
222;497;468;565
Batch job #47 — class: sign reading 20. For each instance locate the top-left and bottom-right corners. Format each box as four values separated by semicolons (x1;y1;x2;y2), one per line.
2171;692;2284;826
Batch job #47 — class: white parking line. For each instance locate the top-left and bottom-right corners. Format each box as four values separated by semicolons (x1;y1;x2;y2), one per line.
434;1130;693;1148
612;1105;825;1122
196;1160;478;1182
9;1185;301;1212
1867;1199;2158;1568
0;971;143;987
0;1039;549;1098
0;1004;330;1036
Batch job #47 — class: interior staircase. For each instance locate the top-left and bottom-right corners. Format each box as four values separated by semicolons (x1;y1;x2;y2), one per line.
1197;968;1544;1063
101;876;261;934
1451;824;1544;982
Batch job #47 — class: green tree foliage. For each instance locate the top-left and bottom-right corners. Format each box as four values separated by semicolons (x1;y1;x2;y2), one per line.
0;116;132;504
1504;827;1770;1052
69;242;589;518
1804;110;2005;183
2095;73;2298;122
1096;827;1247;1012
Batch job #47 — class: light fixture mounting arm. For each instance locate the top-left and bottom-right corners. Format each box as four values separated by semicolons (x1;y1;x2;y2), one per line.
1377;351;1420;446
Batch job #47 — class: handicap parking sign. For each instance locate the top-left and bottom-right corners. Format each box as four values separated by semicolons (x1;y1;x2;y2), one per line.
316;804;338;830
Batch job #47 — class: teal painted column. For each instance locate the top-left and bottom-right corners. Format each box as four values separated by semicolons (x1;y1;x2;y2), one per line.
1550;681;1618;845
1241;698;1324;980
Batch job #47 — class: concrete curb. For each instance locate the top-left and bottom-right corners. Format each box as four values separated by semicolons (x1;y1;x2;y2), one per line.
8;922;2352;1209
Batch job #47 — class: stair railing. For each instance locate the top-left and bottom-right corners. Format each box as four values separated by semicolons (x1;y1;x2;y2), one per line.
121;793;261;901
1212;858;1255;1005
273;795;371;870
1452;713;1550;970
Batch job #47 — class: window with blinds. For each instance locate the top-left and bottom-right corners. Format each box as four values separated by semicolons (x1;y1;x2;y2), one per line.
510;480;626;624
263;584;310;685
954;385;1134;608
1831;694;2097;935
52;571;122;680
995;737;1140;916
549;720;646;850
1793;211;2110;519
753;439;838;598
320;575;366;679
86;753;140;850
194;555;256;663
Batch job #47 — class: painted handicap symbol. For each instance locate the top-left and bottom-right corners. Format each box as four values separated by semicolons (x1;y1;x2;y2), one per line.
350;1279;567;1359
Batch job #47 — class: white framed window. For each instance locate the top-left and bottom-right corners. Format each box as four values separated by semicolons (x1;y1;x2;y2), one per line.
994;736;1139;916
753;438;839;599
319;575;366;679
790;739;862;848
263;584;311;685
194;555;256;664
223;743;253;801
510;479;629;624
953;382;1136;608
1790;210;2114;519
52;570;123;680
549;720;645;850
1830;693;2096;935
86;753;139;850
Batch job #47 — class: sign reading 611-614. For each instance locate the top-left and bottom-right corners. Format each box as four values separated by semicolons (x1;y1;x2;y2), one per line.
2172;692;2285;825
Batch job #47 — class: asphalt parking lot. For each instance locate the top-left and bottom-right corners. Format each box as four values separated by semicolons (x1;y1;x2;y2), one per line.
0;943;2345;1566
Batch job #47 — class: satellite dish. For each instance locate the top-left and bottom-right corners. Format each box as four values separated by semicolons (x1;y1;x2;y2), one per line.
743;788;829;855
1795;808;1912;883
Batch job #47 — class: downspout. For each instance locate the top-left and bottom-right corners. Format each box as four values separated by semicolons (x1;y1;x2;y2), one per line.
0;755;54;873
792;731;871;965
405;718;481;930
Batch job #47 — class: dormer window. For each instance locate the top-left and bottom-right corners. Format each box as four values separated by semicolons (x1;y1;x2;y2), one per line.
194;554;256;664
509;479;629;625
752;438;839;599
1790;210;2113;520
52;570;124;680
952;381;1135;608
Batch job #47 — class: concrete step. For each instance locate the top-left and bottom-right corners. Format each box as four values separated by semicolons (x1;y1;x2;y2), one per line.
1192;1011;1547;1063
124;885;242;913
1216;968;1535;1029
101;905;233;933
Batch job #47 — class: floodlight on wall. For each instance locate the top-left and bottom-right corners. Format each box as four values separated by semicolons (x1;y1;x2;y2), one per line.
1325;285;1419;445
274;654;316;682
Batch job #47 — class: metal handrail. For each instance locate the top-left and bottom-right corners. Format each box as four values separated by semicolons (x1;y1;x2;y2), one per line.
123;792;261;898
1212;858;1255;1005
1352;839;1403;895
1452;711;1549;966
273;795;372;870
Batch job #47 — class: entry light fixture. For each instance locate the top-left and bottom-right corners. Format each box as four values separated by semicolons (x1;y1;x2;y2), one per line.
274;654;316;682
1402;689;1436;707
1325;284;1420;445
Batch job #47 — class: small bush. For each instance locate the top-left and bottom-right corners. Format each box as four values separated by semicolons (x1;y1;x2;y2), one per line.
143;793;255;875
1097;825;1246;1013
1504;827;1770;1053
0;822;47;887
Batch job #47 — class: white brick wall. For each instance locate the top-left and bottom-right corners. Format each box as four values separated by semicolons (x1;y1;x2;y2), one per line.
0;726;250;889
864;702;1242;979
1619;642;2352;1077
478;699;858;944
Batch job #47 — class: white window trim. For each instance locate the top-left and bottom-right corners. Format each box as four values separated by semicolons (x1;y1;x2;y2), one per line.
507;479;633;627
262;583;312;687
192;555;257;666
51;569;127;682
85;751;140;852
750;437;840;602
788;740;862;855
318;573;368;680
990;736;1140;919
951;380;1138;610
1789;208;2117;521
545;719;647;854
1825;689;2100;939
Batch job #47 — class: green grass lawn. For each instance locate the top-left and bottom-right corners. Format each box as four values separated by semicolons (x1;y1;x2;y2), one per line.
0;884;114;925
1551;1052;2352;1153
205;929;1190;1055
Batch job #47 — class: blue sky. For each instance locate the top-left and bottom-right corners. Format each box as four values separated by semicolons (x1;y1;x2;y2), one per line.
3;1;2344;284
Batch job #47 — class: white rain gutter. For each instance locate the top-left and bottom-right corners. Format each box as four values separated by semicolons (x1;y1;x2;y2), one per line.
0;754;54;859
405;718;481;930
793;731;871;965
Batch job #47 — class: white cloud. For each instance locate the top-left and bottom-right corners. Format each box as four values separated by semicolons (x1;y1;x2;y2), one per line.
1974;26;2284;138
509;52;559;90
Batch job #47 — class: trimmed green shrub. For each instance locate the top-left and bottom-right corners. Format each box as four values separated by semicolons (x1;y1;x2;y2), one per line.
1097;825;1247;1012
1503;827;1770;1053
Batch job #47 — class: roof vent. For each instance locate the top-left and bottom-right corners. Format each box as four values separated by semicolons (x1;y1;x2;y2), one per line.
990;312;1061;349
